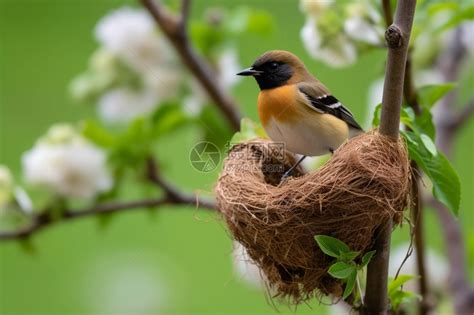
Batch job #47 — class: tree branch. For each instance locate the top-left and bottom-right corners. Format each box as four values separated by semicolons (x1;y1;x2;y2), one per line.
140;0;241;131
0;196;215;241
365;0;417;313
180;0;191;32
145;156;215;209
444;99;474;131
0;158;216;241
410;168;431;315
431;27;474;315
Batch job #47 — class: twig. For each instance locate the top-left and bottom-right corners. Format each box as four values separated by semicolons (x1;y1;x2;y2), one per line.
443;99;474;131
0;196;215;241
145;157;216;209
0;158;216;241
140;0;241;131
381;0;393;27
426;197;474;315
365;0;417;313
431;27;474;315
410;169;431;314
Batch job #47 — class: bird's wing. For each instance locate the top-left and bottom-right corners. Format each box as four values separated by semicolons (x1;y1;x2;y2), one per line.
297;82;363;131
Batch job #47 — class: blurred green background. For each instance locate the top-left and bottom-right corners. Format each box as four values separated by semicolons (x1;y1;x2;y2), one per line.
0;1;473;315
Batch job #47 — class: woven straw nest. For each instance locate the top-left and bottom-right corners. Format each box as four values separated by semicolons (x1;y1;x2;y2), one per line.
215;130;412;303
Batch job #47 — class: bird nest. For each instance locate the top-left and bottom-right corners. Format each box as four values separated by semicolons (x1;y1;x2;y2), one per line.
215;130;412;303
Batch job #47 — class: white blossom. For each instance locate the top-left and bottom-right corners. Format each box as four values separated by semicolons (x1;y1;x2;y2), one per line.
95;7;174;74
22;124;112;199
98;87;159;123
232;241;265;288
301;18;357;67
93;7;182;119
344;16;383;45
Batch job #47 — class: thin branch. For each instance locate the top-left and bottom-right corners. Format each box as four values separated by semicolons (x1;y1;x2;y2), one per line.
145;157;215;209
365;0;417;313
140;0;241;131
403;55;422;115
0;157;216;241
410;168;431;314
447;99;474;131
382;0;393;27
180;0;191;32
431;27;474;315
0;196;215;241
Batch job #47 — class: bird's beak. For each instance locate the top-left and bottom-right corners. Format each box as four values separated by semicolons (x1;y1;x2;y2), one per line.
236;67;263;76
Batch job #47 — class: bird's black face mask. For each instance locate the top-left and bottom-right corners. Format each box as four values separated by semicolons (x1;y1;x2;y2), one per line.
237;61;294;90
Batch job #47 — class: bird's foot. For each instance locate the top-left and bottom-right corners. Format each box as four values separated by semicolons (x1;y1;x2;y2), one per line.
280;155;307;183
280;170;292;182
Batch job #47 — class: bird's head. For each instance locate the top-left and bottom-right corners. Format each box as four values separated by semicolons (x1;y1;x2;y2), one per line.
237;50;311;90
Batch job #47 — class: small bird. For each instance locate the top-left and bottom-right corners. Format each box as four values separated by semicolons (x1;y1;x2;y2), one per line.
237;50;363;179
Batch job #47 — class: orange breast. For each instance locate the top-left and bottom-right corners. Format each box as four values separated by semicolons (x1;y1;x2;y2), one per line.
257;85;300;126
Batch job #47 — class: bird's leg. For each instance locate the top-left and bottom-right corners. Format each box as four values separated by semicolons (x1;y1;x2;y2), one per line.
281;155;306;181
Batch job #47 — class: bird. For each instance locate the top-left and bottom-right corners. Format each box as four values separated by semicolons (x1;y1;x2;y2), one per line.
237;50;363;179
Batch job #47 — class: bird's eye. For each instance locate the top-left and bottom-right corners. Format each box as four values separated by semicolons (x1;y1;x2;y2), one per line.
270;62;279;69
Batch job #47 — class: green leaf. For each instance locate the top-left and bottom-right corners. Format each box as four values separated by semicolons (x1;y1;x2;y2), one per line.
328;262;356;279
400;106;417;130
420;134;437;156
388;275;418;295
436;4;474;32
371;103;382;127
190;21;224;56
81;120;117;148
314;235;350;258
247;10;273;35
403;131;461;215
418;83;456;109
340;251;360;262
343;270;357;300
361;250;376;267
152;103;188;137
391;290;422;310
415;109;436;139
427;2;459;16
389;275;422;310
230;118;267;144
199;105;234;148
226;7;274;36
